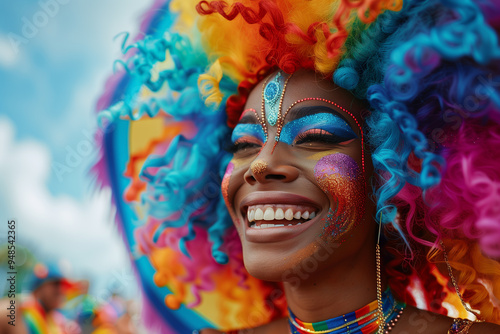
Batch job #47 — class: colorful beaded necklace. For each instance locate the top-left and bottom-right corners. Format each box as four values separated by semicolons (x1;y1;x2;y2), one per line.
288;289;405;334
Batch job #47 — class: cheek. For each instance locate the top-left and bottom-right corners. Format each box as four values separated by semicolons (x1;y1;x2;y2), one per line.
313;153;366;242
221;162;234;209
222;161;242;226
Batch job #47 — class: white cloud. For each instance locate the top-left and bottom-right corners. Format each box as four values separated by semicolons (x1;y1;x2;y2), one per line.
0;34;20;67
0;116;135;295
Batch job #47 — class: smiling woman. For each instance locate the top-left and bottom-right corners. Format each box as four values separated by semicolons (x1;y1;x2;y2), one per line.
96;0;500;333
225;71;373;284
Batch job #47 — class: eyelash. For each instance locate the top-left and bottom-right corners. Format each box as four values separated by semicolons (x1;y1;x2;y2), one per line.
293;129;352;146
227;129;353;153
227;139;262;153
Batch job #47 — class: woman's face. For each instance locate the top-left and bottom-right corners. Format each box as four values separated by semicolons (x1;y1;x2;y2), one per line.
222;70;375;282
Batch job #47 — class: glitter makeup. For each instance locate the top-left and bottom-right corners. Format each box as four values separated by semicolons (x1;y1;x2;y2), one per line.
264;72;284;126
250;160;268;175
314;153;360;180
231;124;266;145
313;153;366;242
277;98;366;173
222;162;234;205
240;108;268;141
222;162;239;223
261;71;293;145
279;113;358;146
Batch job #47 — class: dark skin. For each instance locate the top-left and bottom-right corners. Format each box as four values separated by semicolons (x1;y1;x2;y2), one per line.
202;70;500;333
0;298;28;334
34;280;66;312
0;280;65;334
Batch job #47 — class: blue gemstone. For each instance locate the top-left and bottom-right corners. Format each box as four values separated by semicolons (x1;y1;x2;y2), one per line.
265;82;279;101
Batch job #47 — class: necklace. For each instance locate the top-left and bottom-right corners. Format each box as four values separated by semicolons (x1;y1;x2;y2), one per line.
288;289;405;334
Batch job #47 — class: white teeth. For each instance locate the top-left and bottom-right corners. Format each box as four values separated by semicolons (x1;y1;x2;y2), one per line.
263;208;275;221
275;208;285;220
247;206;318;225
254;208;264;220
250;223;285;229
249;209;255;222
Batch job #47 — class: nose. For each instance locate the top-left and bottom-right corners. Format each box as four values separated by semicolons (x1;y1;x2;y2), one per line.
243;142;299;185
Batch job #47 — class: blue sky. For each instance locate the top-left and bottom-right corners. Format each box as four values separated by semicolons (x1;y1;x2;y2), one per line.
0;0;153;299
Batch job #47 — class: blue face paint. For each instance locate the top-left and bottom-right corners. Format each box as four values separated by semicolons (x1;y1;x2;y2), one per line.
279;113;357;145
231;124;266;144
264;72;284;126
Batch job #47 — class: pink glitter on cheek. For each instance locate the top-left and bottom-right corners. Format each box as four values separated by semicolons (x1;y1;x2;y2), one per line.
313;153;366;242
221;162;239;224
314;153;361;180
222;162;234;207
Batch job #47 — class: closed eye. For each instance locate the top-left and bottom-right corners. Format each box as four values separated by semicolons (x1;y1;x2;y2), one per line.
279;113;357;146
228;137;262;154
294;129;355;146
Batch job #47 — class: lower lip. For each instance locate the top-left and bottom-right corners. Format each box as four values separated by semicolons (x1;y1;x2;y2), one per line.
244;215;319;243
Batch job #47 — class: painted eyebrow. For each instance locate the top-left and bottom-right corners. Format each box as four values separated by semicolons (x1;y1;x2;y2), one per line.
231;123;266;143
238;106;352;125
285;105;352;126
238;109;259;124
279;113;357;145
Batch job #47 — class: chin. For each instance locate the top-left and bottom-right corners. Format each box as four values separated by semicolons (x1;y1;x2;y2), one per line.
241;238;338;284
245;262;296;283
245;267;284;282
241;245;296;282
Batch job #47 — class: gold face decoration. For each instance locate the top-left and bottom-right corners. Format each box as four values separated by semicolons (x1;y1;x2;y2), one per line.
250;160;268;175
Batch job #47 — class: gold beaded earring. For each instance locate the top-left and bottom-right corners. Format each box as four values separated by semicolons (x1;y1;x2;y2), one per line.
440;240;484;322
376;213;384;333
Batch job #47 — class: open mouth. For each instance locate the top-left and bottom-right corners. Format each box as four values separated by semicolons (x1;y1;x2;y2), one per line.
245;204;319;229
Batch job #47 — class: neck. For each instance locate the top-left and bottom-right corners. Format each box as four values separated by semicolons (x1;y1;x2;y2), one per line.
283;233;380;323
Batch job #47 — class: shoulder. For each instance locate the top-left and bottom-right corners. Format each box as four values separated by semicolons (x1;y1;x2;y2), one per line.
469;321;500;334
394;306;454;334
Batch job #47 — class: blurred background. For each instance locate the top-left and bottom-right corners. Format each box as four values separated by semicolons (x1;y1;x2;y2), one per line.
0;0;154;332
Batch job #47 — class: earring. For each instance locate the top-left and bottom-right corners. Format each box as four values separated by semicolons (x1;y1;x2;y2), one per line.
376;213;384;333
251;160;268;175
440;240;484;322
